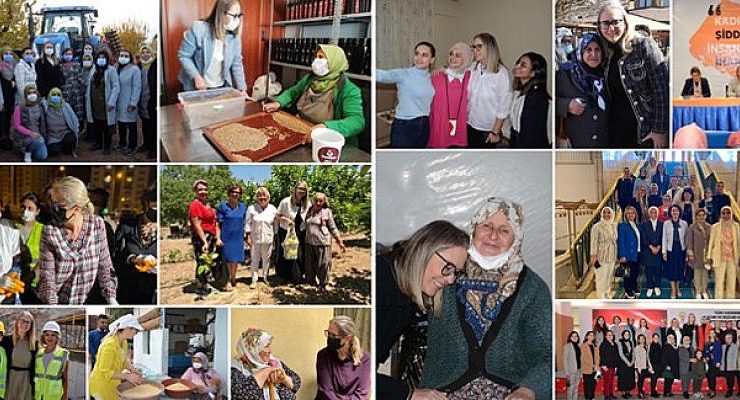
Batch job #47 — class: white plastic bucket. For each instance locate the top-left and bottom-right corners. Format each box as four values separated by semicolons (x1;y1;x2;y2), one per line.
311;128;345;163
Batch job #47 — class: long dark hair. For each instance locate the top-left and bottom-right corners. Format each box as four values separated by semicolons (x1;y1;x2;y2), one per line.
20;192;41;209
513;52;550;98
93;51;109;85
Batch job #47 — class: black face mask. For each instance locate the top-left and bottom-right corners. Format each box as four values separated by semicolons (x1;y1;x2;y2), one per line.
146;209;157;223
50;203;71;227
326;336;342;350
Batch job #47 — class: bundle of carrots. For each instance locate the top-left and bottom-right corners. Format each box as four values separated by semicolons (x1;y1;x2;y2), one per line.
0;272;25;296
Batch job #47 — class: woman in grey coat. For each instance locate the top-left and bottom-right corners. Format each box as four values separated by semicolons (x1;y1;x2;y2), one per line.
686;208;711;299
115;48;141;156
85;51;120;155
563;331;581;400
678;335;695;398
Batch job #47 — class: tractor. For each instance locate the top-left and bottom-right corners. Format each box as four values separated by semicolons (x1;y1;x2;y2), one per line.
26;5;98;59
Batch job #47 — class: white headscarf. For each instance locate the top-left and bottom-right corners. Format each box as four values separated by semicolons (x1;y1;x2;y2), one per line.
105;314;143;338
234;328;283;380
467;197;525;274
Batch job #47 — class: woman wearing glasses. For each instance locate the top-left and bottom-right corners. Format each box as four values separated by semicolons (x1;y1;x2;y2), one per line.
177;0;247;93
276;181;311;284
706;206;740;299
316;315;370;399
216;183;247;291
467;33;512;148
1;311;38;400
420;197;552;400
597;1;668;148
376;220;469;400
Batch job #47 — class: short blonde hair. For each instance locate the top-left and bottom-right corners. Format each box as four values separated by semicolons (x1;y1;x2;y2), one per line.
331;315;363;366
254;186;271;202
51;176;94;215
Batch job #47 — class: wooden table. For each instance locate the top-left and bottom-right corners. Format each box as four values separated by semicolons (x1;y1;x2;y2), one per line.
160;103;371;162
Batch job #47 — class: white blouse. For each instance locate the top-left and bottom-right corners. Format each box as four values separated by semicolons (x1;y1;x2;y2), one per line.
467;62;512;131
245;203;278;244
276;197;311;231
204;39;225;88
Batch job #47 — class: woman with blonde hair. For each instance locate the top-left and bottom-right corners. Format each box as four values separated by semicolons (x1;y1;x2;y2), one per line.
376;220;469;399
302;192;346;290
316;315;370;399
1;311;38;400
245;186;278;288
276;181;311;284
38;176;117;305
467;32;512;148
178;0;247;92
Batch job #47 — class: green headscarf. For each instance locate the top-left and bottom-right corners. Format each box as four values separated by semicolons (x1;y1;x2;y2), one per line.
311;44;348;93
47;87;65;109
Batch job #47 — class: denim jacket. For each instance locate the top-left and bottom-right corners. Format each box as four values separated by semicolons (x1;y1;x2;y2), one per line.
177;21;246;91
603;35;668;143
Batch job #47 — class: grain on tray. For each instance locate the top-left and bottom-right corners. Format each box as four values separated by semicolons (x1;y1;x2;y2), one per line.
233;154;253;162
121;383;162;398
211;123;269;152
272;113;312;134
166;382;191;391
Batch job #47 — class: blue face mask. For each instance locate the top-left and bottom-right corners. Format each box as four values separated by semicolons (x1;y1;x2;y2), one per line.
23;55;35;64
561;43;574;54
96;58;107;67
62;54;73;62
3;54;12;63
50;95;62;104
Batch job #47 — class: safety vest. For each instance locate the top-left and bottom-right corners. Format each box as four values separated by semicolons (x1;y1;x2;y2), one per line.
0;346;7;398
34;346;68;400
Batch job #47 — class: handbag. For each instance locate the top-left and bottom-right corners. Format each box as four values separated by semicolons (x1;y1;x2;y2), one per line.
615;262;627;278
282;226;300;261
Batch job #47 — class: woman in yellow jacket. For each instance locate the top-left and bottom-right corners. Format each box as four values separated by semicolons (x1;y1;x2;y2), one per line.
706;206;740;299
89;315;144;400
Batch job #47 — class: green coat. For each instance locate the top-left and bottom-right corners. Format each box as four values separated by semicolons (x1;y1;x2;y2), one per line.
419;266;552;399
275;74;365;146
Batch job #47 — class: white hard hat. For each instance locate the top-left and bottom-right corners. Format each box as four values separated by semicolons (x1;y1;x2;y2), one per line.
42;321;61;334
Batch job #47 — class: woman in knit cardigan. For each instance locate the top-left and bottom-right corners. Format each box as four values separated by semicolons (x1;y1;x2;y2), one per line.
581;330;601;400
419;197;551;399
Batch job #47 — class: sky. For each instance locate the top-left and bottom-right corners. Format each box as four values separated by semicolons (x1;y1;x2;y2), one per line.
230;166;273;184
36;0;158;39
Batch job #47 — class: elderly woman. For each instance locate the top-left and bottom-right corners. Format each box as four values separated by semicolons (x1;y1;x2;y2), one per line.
12;84;48;162
556;36;608;148
35;321;69;400
181;352;223;400
89;314;144;400
662;205;688;299
376;220;469;400
188;179;221;295
264;44;365;145
302;192;346;290
245;186;277;288
707;206;740;299
597;0;668;148
216;183;246;291
590;207;617;299
419;197;551;399
1;311;38;400
428;42;472;148
37;176;117;305
276;181;311;284
42;87;80;157
231;328;301;400
686;208;711;299
316;315;370;400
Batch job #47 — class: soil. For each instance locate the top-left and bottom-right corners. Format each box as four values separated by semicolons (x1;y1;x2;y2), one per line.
160;234;371;305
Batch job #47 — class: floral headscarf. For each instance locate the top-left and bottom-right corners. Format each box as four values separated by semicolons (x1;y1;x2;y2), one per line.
467;197;525;276
561;32;606;111
234;328;282;377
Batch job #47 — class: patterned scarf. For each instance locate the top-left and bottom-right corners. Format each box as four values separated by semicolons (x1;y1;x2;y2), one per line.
561;32;606;111
234;328;282;377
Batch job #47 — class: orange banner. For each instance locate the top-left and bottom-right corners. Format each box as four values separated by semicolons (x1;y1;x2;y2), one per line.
689;0;740;76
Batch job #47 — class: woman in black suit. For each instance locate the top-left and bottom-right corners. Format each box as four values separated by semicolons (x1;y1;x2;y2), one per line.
648;333;663;397
662;334;680;397
681;67;711;98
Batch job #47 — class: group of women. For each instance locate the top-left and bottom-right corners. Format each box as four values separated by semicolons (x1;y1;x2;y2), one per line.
231;315;370;399
188;179;345;295
378;34;550;149
377;197;551;399
590;158;737;300
556;1;669;148
564;313;740;400
0;175;158;305
178;0;365;145
0;38;157;160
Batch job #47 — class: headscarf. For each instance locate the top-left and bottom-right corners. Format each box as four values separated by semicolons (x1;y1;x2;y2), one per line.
191;351;218;391
82;54;94;71
139;45;154;67
47;87;65;109
720;206;734;226
23;84;40;107
105;314;143;338
445;42;473;80
467;197;525;276
561;32;606;111
310;44;348;93
648;206;659;222
234;328;282;380
1;47;16;81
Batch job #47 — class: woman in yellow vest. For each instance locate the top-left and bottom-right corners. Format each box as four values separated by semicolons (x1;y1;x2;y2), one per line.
34;321;68;400
89;314;143;400
0;322;8;400
15;193;44;304
1;311;38;400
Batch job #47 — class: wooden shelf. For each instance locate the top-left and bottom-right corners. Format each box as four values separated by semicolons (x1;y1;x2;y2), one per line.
270;61;370;81
273;12;371;26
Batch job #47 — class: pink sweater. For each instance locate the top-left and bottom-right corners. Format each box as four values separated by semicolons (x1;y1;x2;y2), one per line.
428;71;470;148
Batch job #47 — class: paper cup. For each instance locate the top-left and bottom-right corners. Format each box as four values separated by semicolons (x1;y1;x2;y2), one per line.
311;128;345;163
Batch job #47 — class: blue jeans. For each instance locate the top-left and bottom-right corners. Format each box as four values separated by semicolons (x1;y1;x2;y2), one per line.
645;263;662;289
22;136;48;160
390;116;429;148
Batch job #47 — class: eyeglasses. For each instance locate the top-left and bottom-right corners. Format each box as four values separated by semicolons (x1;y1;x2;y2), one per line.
435;251;462;277
324;330;343;339
470;44;484;50
229;191;242;195
599;19;624;30
225;12;243;18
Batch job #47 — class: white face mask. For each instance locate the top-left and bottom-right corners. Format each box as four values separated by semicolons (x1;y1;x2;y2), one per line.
225;16;240;31
44;47;54;56
27;93;38;102
192;362;203;370
119;56;130;65
21;210;36;223
468;244;514;271
311;58;330;77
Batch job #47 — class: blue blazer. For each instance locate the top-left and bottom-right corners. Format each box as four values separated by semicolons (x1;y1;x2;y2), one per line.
640;220;663;267
652;173;670;195
177;21;247;91
618;222;640;262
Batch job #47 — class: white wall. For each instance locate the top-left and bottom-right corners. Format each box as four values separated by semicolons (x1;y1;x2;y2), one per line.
376;151;552;287
214;308;229;399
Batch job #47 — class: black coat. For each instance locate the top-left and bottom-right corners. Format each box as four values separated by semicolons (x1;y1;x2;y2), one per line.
681;77;711;97
649;342;663;373
662;345;679;377
510;85;550;149
640;220;663;268
34;57;64;97
601;340;621;368
113;213;157;304
555;67;609;148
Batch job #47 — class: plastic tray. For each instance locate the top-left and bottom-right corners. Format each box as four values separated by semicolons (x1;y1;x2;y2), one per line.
178;87;246;130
